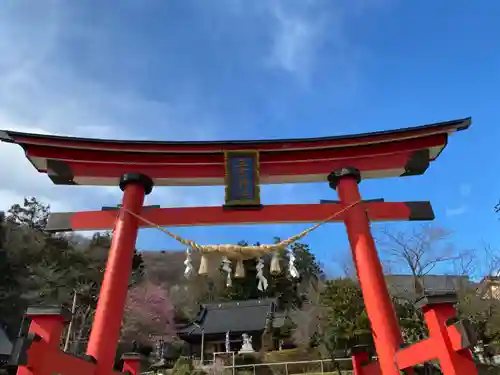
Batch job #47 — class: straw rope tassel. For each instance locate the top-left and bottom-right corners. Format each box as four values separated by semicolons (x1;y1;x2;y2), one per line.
270;251;281;275
234;259;245;278
198;255;209;275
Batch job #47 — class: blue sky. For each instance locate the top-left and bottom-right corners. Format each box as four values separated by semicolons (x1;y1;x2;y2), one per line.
0;1;498;277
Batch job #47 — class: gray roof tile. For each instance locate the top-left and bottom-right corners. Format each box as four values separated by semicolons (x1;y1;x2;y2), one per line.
385;274;469;299
178;299;276;335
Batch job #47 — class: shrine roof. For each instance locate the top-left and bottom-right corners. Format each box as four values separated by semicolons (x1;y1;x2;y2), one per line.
0;117;471;186
385;274;470;299
0;117;470;152
177;298;278;336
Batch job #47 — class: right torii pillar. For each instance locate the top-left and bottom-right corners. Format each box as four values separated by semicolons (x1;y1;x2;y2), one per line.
328;167;404;375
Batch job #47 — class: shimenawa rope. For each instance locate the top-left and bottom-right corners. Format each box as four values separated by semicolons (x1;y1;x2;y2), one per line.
121;200;362;257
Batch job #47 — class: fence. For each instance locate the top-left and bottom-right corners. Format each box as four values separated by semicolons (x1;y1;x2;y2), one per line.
142;358;353;375
216;358;352;375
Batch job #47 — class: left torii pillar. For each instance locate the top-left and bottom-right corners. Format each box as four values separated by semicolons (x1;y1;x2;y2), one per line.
86;173;154;375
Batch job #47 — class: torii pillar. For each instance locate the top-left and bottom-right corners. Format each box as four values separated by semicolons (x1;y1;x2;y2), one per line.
328;167;403;375
86;173;154;375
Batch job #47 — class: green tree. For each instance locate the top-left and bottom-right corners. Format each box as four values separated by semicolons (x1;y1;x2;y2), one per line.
316;278;429;355
63;232;144;353
318;278;373;355
457;285;500;358
393;298;427;344
0;196;144;354
290;242;324;284
0;211;25;339
7;196;50;231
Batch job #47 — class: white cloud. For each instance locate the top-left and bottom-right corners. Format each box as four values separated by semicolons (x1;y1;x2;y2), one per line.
210;0;375;85
443;183;472;218
263;0;389;84
0;3;220;219
445;205;468;217
459;183;472;197
267;1;327;81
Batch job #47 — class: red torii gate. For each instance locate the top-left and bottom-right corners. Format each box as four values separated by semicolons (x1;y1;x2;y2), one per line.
1;117;478;375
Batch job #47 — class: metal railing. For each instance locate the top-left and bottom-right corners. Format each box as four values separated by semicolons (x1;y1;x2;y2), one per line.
142;357;354;375
222;358;351;375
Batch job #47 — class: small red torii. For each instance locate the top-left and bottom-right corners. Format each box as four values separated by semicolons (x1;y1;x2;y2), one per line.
1;117;478;375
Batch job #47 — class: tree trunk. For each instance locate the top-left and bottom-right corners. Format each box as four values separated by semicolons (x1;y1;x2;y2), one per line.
73;305;92;354
64;290;78;351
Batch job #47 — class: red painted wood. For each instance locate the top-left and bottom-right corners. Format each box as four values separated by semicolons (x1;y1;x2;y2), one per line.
422;304;478;375
86;182;146;375
395;339;436;369
53;202;420;231
40;152;412;179
122;358;140;375
337;176;403;375
351;351;370;375
395;324;476;371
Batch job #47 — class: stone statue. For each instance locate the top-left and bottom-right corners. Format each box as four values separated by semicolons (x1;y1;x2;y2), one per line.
238;333;255;354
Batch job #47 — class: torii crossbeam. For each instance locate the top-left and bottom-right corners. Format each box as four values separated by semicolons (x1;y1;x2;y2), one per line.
1;117;478;375
44;201;435;232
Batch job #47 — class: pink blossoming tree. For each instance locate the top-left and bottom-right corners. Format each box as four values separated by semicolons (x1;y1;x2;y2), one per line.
122;280;175;344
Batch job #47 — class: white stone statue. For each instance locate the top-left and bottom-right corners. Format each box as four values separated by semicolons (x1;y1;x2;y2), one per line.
225;331;230;353
238;333;255;354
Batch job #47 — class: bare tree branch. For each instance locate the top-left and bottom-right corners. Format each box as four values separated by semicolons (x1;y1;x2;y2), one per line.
291;279;326;348
332;249;358;280
376;224;458;276
452;249;476;276
375;224;461;295
480;242;500;277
